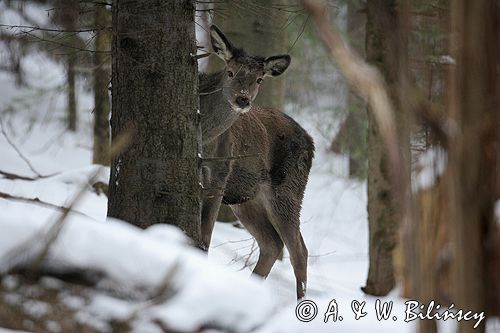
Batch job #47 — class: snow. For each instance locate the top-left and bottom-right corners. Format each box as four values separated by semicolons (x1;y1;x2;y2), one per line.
0;5;498;333
412;147;447;192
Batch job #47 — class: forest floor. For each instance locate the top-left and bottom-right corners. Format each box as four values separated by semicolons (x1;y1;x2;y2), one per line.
1;41;498;333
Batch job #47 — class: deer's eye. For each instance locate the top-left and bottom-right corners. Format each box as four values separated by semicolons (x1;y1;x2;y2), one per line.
228;71;234;78
257;78;263;84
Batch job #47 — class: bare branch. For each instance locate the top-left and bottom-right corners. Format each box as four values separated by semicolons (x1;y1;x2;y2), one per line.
201;154;259;162
303;0;412;220
0;130;133;276
0;119;43;178
0;23;108;33
0;191;95;220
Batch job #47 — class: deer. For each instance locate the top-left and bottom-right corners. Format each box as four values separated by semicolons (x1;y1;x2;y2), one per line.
199;25;314;300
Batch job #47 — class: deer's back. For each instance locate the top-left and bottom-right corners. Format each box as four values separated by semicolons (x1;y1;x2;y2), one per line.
222;107;314;205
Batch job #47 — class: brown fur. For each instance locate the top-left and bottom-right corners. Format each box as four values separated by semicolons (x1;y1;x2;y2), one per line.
199;26;314;299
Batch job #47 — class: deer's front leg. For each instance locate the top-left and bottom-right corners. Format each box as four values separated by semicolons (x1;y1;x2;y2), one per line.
200;163;228;251
200;195;223;251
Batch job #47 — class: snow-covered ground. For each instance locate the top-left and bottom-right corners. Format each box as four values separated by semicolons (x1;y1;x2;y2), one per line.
1;6;499;332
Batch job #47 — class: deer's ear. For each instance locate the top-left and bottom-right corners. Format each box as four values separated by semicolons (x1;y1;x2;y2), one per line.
210;25;234;61
264;55;291;77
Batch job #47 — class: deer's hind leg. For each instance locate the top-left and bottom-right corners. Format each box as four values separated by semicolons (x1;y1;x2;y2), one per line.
268;194;309;300
231;200;284;278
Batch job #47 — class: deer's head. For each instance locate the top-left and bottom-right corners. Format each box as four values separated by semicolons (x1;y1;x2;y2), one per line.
209;25;291;113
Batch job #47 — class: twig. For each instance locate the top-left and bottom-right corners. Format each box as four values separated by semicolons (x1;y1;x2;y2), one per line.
201;154;259;162
28;168;103;273
240;239;257;271
0;23;108;33
0;119;43;177
0;130;133;276
0;170;39;181
124;261;181;325
199;87;222;96
0;191;95;220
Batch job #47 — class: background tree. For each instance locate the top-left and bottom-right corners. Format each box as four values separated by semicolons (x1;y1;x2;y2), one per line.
107;0;202;244
362;0;410;296
447;1;499;331
329;0;367;179
54;0;80;132
92;3;111;165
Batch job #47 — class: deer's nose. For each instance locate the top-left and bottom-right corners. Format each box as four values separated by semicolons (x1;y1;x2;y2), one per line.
236;96;250;108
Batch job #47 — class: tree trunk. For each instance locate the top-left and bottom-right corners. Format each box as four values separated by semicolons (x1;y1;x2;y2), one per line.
58;0;79;132
208;0;288;109
329;0;367;179
447;1;499;332
67;54;77;131
362;0;410;296
108;0;202;245
92;4;111;165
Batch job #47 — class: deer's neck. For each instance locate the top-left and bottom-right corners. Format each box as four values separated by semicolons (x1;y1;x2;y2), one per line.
199;71;240;144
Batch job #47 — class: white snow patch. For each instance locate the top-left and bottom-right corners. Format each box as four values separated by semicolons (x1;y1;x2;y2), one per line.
412;148;447;191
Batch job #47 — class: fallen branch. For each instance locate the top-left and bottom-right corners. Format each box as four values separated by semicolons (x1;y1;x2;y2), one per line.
0;170;39;181
0;191;95;219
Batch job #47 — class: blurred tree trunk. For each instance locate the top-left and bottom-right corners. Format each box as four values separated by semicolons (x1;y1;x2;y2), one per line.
108;0;202;245
399;3;450;333
447;1;499;332
208;0;289;223
329;0;367;179
67;55;77;131
59;0;79;132
92;4;111;165
362;0;410;296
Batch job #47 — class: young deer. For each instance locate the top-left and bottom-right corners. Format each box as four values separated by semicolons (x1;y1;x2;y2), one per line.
200;25;314;299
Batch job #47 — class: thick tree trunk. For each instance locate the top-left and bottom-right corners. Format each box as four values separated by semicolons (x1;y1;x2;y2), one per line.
362;0;410;296
447;1;499;332
108;0;202;245
92;4;111;165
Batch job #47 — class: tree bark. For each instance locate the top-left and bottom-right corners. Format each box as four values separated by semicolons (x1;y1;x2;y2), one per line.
108;0;202;245
329;0;367;179
362;0;410;296
447;1;499;332
92;4;111;165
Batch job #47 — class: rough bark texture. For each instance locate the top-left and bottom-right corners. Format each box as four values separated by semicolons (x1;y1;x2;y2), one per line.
92;4;111;165
362;0;410;296
108;0;202;244
447;1;499;332
208;0;288;109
